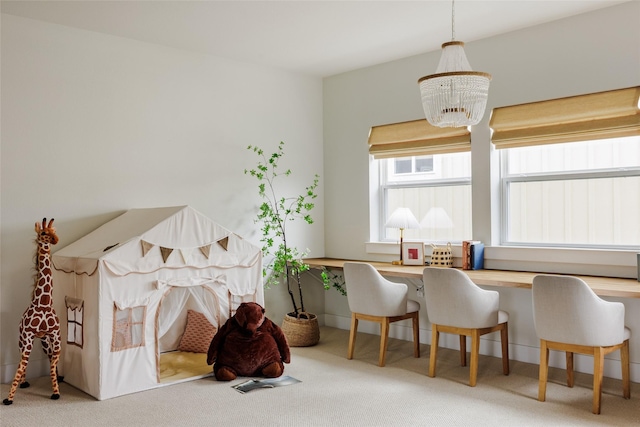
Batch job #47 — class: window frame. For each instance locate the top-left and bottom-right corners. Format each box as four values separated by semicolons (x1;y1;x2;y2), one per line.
111;304;146;352
500;148;640;249
379;156;472;244
65;298;84;349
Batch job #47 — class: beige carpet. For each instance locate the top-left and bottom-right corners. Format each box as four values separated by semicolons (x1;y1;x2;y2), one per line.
1;326;638;426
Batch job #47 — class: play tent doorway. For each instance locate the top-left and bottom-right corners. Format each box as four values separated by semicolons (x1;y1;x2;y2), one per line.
156;277;223;383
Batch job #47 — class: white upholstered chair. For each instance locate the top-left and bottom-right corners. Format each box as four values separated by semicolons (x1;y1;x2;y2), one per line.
422;267;509;386
532;274;631;414
343;262;420;367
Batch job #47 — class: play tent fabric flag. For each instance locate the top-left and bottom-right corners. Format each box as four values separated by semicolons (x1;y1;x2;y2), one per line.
52;206;263;400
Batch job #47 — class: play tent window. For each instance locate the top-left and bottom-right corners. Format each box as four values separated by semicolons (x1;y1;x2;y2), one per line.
65;296;84;348
112;304;146;351
229;293;256;317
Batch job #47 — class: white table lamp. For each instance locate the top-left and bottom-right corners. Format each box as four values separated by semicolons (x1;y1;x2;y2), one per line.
420;207;454;229
385;207;420;265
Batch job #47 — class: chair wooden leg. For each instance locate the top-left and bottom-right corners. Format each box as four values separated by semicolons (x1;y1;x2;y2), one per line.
378;317;390;367
347;313;358;360
469;330;480;387
621;339;630;399
459;335;467;367
429;325;439;378
566;351;574;388
538;340;549;402
500;323;510;375
412;312;420;358
593;347;604;415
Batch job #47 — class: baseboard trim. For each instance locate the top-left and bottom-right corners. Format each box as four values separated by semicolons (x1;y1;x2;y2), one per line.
324;313;640;383
1;357;51;385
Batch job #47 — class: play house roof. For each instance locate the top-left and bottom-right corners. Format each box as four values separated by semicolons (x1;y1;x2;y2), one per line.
53;205;260;276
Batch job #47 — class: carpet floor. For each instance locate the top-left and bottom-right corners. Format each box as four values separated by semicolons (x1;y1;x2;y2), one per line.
1;326;638;426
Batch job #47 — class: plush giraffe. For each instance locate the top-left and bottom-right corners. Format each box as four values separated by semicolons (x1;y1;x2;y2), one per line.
3;218;62;405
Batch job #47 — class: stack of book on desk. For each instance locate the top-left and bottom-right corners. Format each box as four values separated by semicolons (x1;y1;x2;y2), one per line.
462;240;484;270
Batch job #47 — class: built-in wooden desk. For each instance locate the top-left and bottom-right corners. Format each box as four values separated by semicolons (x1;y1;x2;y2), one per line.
304;258;640;299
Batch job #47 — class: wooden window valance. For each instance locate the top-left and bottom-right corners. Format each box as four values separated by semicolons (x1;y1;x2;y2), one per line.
490;86;640;149
368;118;471;159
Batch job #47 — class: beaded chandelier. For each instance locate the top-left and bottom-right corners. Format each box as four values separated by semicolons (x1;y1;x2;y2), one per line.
418;1;491;128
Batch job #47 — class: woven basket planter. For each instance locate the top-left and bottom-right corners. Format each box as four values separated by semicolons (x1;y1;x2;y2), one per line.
282;312;319;347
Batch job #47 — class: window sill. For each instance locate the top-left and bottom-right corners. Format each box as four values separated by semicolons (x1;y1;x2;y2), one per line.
366;242;639;279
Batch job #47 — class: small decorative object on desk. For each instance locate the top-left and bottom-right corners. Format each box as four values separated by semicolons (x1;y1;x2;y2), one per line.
430;243;452;268
470;242;484;270
462;240;484;270
402;242;425;266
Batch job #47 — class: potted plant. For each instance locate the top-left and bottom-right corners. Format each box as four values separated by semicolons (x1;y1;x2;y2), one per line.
245;142;344;346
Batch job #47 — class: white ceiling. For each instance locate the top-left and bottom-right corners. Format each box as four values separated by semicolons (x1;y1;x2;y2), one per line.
1;0;631;77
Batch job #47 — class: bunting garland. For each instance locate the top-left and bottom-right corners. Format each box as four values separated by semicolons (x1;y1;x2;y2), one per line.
141;240;154;257
199;244;211;259
140;236;231;264
159;247;174;263
180;248;195;264
217;237;229;251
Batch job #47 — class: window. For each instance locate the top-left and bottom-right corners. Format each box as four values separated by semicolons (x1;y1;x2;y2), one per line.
501;136;640;248
369;118;473;244
381;152;472;243
492;86;640;249
112;305;146;351
65;297;84;348
393;156;434;175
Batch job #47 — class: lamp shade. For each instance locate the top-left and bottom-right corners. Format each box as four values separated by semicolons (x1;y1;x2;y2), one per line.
420;207;454;229
385;207;420;230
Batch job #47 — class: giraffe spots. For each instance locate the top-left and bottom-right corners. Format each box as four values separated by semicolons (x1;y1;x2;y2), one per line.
24;308;57;333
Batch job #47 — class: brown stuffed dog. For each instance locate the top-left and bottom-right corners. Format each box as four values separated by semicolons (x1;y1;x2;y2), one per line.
207;302;290;381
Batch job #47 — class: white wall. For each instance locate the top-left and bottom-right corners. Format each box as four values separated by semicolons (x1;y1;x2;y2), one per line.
0;14;325;382
322;2;640;382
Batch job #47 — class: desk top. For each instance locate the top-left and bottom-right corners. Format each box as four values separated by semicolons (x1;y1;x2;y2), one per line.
304;258;640;299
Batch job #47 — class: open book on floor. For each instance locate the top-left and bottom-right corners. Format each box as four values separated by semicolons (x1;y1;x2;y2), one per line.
232;376;301;394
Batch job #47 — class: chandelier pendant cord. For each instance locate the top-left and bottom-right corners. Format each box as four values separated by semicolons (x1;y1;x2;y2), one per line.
451;0;456;41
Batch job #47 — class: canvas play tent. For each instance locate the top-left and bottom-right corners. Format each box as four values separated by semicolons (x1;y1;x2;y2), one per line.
52;206;263;400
